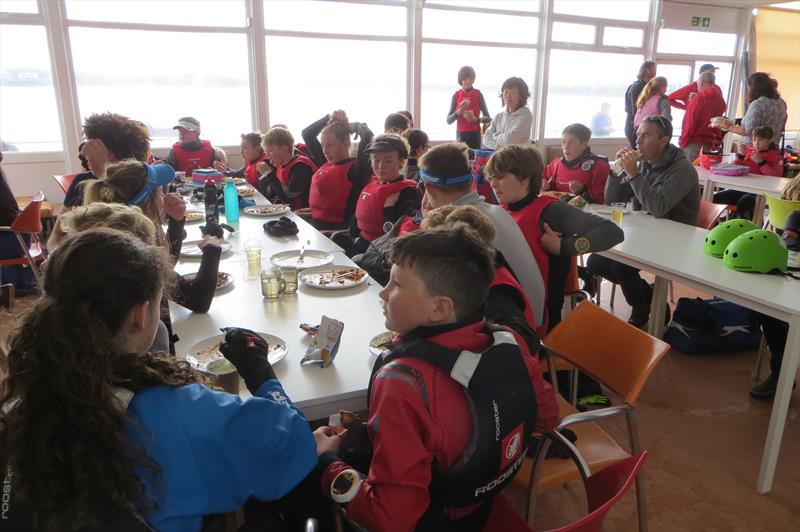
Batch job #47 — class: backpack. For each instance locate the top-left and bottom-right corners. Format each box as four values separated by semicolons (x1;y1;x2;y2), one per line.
664;297;761;354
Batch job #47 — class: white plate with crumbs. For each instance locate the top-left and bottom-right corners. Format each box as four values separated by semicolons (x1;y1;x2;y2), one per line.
184;210;205;223
184;333;288;371
368;331;396;357
180;240;232;258
299;266;368;290
270;249;334;269
243;205;291;217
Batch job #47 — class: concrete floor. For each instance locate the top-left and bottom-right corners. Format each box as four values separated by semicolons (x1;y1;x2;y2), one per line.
2;276;799;532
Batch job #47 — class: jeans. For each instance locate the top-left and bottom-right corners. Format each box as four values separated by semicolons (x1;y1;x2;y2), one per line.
586;254;651;308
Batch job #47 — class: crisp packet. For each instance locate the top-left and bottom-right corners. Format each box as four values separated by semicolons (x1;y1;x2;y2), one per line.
300;315;344;368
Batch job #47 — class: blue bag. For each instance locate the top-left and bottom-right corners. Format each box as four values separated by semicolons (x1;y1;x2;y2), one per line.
664;297;761;354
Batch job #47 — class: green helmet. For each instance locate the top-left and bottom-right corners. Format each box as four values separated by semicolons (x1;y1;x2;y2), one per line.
704;219;758;257
723;229;788;273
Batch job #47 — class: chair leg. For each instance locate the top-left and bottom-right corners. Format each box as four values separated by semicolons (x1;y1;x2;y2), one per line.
525;436;552;523
627;410;649;532
610;282;617;308
570;368;579;406
752;336;767;381
593;275;603;305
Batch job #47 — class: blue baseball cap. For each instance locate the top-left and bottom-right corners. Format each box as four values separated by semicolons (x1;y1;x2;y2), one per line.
417;168;473;188
129;163;176;205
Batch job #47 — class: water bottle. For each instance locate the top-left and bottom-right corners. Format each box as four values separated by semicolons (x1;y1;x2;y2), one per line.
204;178;219;224
223;178;240;223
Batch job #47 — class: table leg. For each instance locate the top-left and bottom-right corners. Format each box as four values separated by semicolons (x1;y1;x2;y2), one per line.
757;314;800;493
701;180;715;202
752;194;766;227
647;276;669;338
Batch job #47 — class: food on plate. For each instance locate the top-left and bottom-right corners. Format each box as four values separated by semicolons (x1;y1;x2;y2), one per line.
244;205;290;215
184;211;204;222
206;358;237;375
301;267;366;287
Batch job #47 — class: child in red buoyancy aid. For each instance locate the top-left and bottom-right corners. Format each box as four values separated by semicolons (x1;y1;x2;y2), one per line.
542;123;610;205
340;134;420;257
302;110;374;231
447;66;491;149
258;127;318;210
215;132;271;188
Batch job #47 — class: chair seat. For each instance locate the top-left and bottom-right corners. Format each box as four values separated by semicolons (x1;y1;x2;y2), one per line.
0;242;44;267
511;396;630;494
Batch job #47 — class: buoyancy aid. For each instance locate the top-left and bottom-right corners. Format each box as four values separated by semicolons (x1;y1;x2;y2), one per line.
276;155;318;210
491;266;536;331
172;140;214;176
456;88;482;133
310;160;356;223
355;178;417;242
245;154;271;188
505;194;559;287
368;323;537;508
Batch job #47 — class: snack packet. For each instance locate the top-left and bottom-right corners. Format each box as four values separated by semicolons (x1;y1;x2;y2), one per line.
301;315;344;368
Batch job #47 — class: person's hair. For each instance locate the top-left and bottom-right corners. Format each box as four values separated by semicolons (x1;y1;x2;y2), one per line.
214;147;228;165
0;228;196;530
320;120;351;146
241;132;264;148
636;76;668;109
641;115;673;140
369;133;410;159
562;123;592;144
83;112;150;162
398;110;414;128
402;128;429;156
458;66;476;84
782;175;800;201
698;71;716;87
747;72;780;102
485;144;544;195
420;204;496;247
263;126;295;148
418;142;472;193
753;125;775;142
638;60;656;80
384;112;410;133
78;141;90;171
83;160;167;247
389;228;495;320
499;77;530;109
55;203;157;247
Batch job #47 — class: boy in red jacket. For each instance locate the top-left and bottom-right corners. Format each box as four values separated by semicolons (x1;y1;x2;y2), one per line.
678;71;727;163
447;66;491;149
542;123;610;204
313;229;557;531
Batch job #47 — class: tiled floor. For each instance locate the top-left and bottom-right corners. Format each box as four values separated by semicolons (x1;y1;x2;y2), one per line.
2;277;799;532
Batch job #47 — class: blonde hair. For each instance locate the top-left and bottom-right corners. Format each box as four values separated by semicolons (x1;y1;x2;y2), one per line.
420;204;496;247
53;203;157;249
636;76;668;109
263;126;294;149
783;175;800;201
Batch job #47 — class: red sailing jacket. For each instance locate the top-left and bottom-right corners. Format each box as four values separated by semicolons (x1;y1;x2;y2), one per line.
544;151;610;204
320;319;558;531
276;155;318;210
309;160;356;223
504;194;559;293
355;178;417;242
455;88;482;133
737;147;784;176
679;87;727;150
172;140;214;176
244;154;271;188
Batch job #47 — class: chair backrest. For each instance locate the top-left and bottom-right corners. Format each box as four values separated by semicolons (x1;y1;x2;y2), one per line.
542;301;670;405
696;200;726;229
52;173;77;194
544;452;648;532
764;194;800;230
10;192;44;234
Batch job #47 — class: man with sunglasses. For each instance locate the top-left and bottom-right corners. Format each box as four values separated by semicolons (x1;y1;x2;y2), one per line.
587;116;700;328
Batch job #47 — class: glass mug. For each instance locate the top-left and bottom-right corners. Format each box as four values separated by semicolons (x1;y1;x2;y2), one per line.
261;266;286;299
281;266;298;295
611;202;626;225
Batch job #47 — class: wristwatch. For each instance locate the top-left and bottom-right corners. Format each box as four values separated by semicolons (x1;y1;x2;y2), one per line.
331;468;363;504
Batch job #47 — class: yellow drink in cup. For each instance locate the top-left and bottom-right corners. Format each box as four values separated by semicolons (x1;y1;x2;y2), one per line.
244;239;261;277
611;202;626;225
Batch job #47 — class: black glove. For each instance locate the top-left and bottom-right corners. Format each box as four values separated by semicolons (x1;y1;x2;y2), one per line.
219;327;277;393
200;222;235;238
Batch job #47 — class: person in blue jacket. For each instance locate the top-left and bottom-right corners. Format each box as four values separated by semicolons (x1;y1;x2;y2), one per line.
0;228;317;531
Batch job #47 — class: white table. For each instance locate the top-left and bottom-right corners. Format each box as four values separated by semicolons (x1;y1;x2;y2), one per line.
171;194;385;421
595;209;800;493
697;167;789;226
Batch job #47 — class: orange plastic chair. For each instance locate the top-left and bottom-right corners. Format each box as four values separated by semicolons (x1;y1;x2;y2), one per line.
0;192;45;285
510;301;669;532
697;200;727;230
53;173;77;194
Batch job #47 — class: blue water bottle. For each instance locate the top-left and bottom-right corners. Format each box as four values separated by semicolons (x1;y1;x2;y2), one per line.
223;178;239;223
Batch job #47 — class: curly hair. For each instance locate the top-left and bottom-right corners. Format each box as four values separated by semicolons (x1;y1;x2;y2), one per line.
51;203;157;249
747;72;780;103
420;204;496;247
83;113;150;162
0;229;198;530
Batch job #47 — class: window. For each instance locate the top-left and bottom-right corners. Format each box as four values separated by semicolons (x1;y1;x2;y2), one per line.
603;27;644;48
0;25;62;151
552;22;595;44
65;0;245;27
545;49;643;138
427;0;538;12
265;36;406;141
423;8;538;43
420;43;536;140
0;0;37;13
553;0;650;22
657;29;738;56
69;28;250;148
655;63;693;136
263;1;405;37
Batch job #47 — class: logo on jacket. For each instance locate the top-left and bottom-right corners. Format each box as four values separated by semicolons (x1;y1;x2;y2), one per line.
581;160;594;171
500;423;524;470
720;325;751;336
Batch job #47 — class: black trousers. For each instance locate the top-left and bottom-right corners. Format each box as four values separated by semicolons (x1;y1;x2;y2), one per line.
756;313;790;374
624;116;637;149
457;130;482;150
586;254;651;308
713;189;756;219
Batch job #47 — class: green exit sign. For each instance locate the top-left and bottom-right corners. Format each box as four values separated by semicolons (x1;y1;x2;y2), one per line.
691;16;711;27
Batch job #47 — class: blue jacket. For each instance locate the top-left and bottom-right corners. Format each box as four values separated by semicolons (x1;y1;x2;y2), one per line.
125;380;317;531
